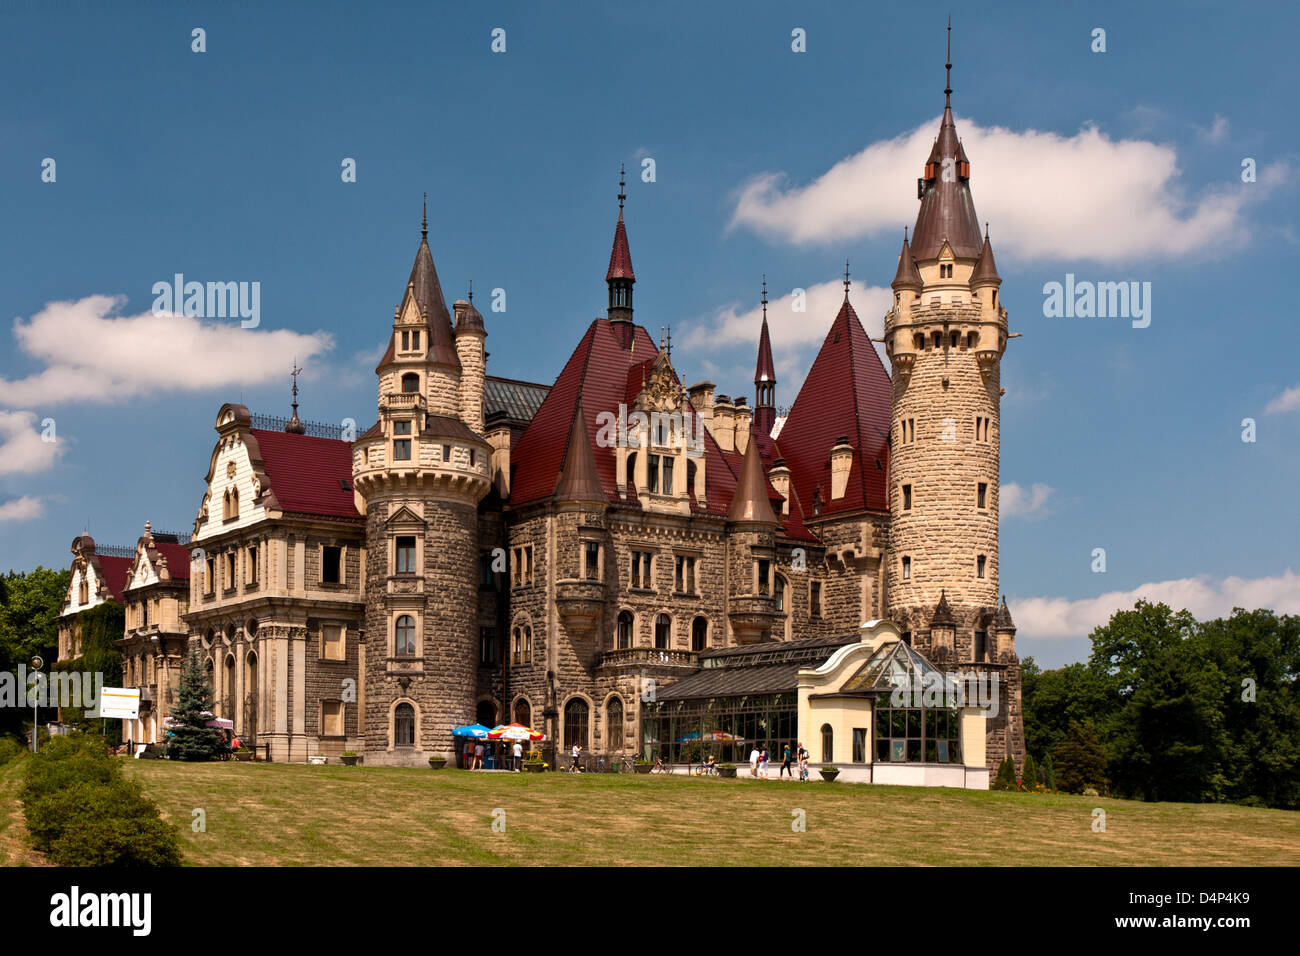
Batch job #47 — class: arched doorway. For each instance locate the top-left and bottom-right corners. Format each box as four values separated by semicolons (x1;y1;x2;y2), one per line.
244;651;258;748
223;655;235;719
394;702;415;747
476;700;496;728
513;698;531;727
564;698;589;751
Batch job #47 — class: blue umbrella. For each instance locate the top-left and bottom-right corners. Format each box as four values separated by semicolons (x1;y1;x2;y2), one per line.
452;723;492;738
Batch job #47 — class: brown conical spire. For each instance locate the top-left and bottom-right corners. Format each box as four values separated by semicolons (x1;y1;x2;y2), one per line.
910;25;983;262
607;165;636;347
970;226;1002;287
553;401;607;503
754;276;777;435
727;431;778;524
891;232;923;290
995;594;1016;632
931;589;956;628
406;207;460;368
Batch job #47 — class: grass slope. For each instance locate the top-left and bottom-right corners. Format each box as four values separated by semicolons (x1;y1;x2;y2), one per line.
113;761;1300;867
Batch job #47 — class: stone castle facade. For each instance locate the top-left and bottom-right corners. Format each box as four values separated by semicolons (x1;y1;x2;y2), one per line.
56;71;1025;774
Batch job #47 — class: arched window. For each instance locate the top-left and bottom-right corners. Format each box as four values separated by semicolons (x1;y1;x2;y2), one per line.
395;615;416;656
617;611;634;650
514;698;531;727
654;614;671;650
512;626;521;662
223;655;235;717
230;487;239;517
821;723;834;763
401;373;419;393
394;703;415;747
691;616;708;652
625;451;638;489
606;697;624;751
564;698;589;750
524;625;532;662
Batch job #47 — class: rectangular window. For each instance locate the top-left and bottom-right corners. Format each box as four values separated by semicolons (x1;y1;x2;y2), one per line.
480;627;497;666
977;554;987;579
647;454;660;493
205;558;215;595
411;330;420;350
757;558;771;595
675;555;696;594
322;546;342;584
396;536;416;574
584;541;601;581
479;552;496;590
321;701;344;737
322;624;345;661
394;439;412;461
401;330;409;350
247;545;258;585
393;420;412;436
902;484;912;510
810;582;822;618
977;482;987;509
224;552;235;589
662;457;674;495
902;556;912;581
443;444;451;462
852;728;867;764
630;551;652;589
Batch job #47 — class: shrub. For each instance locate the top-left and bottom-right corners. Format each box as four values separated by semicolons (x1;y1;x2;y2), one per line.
992;755;1018;791
0;737;24;766
1020;753;1038;792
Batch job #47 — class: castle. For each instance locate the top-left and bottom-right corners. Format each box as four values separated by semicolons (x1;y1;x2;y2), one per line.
57;62;1025;781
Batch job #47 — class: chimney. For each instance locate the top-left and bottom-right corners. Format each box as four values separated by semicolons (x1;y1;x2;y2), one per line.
734;396;752;456
713;394;735;453
830;435;853;500
768;458;791;517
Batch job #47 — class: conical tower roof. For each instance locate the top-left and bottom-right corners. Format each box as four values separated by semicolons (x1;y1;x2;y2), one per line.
970;231;1001;287
553;401;607;503
727;431;778;524
931;590;956;628
755;313;775;384
407;230;460;367
995;595;1016;631
891;235;923;290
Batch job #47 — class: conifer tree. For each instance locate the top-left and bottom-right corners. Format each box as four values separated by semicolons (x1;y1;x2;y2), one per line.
167;648;222;761
1021;752;1038;792
1042;753;1057;791
992;755;1017;790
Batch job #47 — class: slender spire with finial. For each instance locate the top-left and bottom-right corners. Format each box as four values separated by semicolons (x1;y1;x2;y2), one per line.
618;163;626;220
468;278;473;304
945;15;952;107
843;259;851;299
761;274;768;319
421;192;428;240
286;360;305;433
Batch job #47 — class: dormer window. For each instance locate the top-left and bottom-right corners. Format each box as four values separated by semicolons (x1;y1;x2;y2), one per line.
939;263;953;278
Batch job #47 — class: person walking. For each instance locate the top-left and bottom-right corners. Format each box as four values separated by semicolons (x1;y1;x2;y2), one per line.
759;746;770;778
473;741;484;770
748;745;760;778
780;743;794;779
570;743;582;772
512;740;523;772
797;741;809;781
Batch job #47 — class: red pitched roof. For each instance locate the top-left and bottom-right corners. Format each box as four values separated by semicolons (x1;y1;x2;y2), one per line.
249;429;360;519
98;556;131;603
154;542;192;580
606;218;635;281
775;297;892;518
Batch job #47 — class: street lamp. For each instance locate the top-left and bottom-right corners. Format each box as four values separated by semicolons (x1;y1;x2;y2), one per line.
28;655;44;753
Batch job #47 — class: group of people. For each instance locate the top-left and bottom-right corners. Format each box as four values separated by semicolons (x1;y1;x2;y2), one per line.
460;738;527;771
749;742;810;780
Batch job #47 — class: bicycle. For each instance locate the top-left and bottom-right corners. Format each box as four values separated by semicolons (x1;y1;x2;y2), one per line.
650;757;672;774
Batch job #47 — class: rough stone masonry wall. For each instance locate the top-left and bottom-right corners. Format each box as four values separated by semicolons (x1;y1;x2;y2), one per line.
810;512;889;634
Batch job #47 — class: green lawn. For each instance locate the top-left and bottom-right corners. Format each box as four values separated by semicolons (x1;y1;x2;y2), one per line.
73;761;1297;866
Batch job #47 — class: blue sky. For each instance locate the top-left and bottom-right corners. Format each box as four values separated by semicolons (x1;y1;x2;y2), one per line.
1;1;1297;667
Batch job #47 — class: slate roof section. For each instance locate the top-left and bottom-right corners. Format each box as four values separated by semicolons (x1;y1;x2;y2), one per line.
248;429;360;519
774;297;892;518
485;376;549;424
911;100;983;261
656;635;857;701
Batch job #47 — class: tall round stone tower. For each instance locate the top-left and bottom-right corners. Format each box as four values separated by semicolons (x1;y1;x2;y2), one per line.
353;205;491;765
882;38;1024;769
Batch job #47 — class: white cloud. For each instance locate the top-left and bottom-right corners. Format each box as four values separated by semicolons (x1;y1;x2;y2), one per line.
679;278;893;400
0;295;334;407
0;410;62;476
729;115;1283;263
1265;384;1300;414
1014;569;1300;641
1000;482;1055;519
1195;114;1231;145
0;496;44;522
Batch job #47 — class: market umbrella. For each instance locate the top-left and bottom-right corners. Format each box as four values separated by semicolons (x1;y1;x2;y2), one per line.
487;723;545;741
164;715;234;730
676;730;742;743
451;723;492;738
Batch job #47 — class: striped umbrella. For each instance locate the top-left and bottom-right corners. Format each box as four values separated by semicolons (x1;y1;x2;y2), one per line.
487;723;546;741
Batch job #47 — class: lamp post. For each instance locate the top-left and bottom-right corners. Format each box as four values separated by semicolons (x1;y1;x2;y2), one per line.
29;655;44;753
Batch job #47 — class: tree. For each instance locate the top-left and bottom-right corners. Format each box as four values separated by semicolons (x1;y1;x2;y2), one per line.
1053;720;1108;794
0;568;70;741
1020;752;1037;791
1041;752;1056;791
992;755;1017;791
167;648;222;761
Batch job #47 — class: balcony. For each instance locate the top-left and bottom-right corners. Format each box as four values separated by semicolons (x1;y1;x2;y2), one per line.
599;647;699;669
554;579;605;639
727;595;780;644
380;392;427;413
